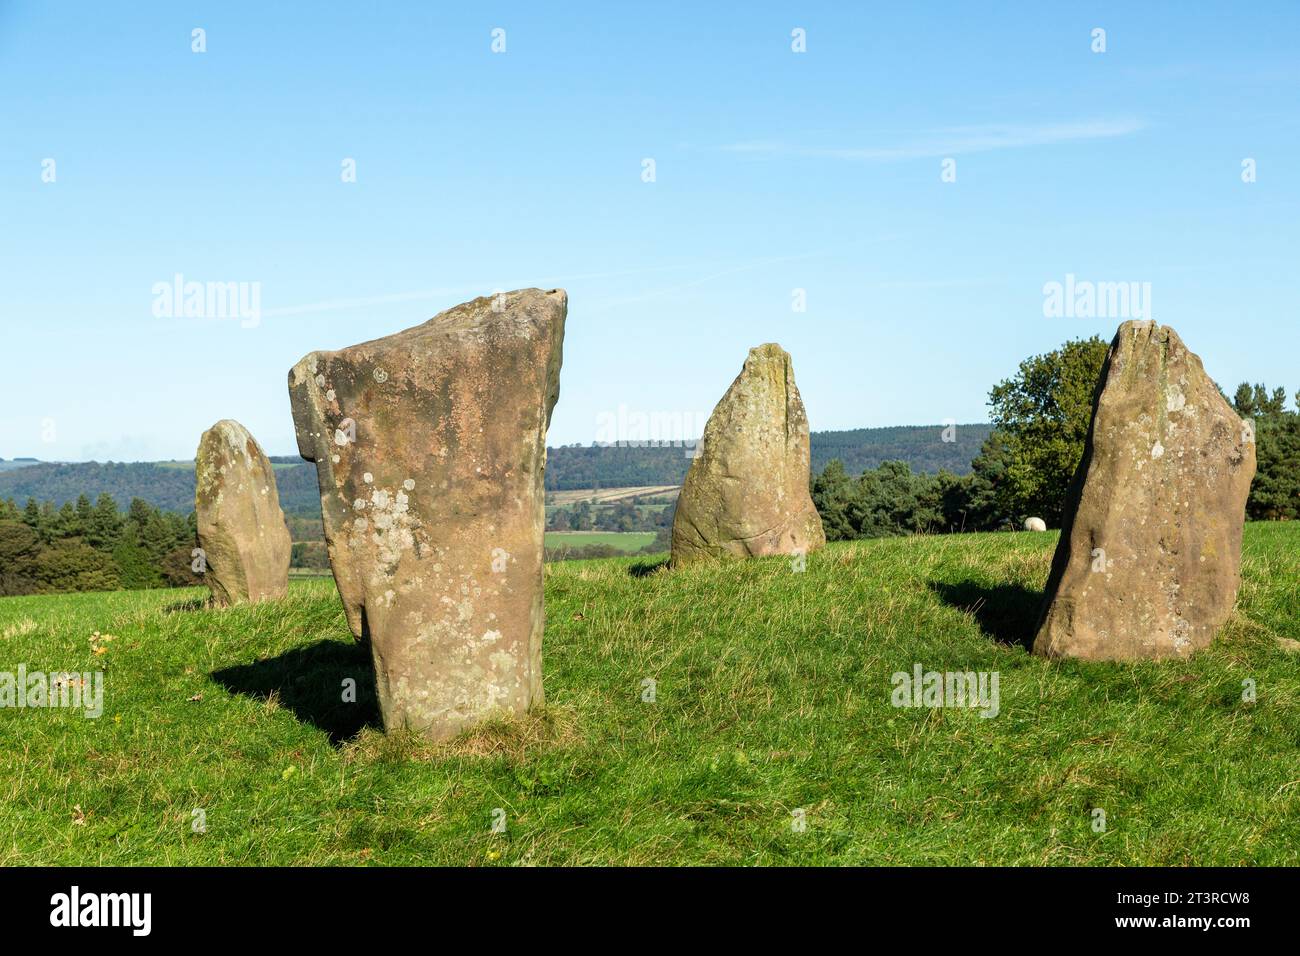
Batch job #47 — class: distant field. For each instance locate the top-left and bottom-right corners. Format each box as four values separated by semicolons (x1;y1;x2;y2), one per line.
2;522;1298;865
544;531;656;552
547;485;679;507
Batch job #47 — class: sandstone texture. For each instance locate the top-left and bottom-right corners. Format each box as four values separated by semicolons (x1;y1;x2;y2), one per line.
1033;321;1255;661
194;420;292;606
671;343;825;567
288;289;565;739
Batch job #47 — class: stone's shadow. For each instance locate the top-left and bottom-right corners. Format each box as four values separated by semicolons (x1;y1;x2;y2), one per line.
211;639;381;746
629;559;669;578
928;580;1042;651
163;597;208;615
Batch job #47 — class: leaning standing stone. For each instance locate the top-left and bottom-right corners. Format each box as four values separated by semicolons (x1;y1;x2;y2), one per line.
288;289;566;740
671;342;825;567
194;420;292;606
1033;321;1255;661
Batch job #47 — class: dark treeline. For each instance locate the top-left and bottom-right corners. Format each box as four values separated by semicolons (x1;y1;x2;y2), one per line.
0;458;325;517
0;494;201;596
0;429;988;510
809;424;993;476
541;426;989;491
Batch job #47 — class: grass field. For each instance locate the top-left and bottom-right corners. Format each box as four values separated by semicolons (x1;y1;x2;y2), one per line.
546;485;679;507
1;523;1298;865
544;531;656;552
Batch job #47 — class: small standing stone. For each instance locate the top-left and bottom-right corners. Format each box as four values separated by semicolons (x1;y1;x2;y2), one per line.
671;343;825;567
194;420;292;606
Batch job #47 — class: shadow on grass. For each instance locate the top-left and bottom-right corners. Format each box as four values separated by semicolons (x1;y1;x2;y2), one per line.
929;580;1042;651
629;559;669;578
211;639;381;745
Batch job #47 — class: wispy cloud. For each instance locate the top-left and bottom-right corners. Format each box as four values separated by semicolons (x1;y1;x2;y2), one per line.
720;117;1145;162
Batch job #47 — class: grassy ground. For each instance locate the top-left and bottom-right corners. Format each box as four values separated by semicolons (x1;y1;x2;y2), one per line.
1;523;1297;865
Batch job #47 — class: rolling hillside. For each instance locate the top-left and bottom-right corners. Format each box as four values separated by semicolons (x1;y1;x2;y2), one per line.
1;523;1296;865
0;424;993;514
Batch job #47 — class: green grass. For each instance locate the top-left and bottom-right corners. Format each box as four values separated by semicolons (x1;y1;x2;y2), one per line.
1;523;1298;865
544;531;656;552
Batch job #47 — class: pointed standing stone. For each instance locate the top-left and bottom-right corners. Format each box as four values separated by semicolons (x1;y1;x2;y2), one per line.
288;289;566;740
1034;321;1256;661
194;420;292;606
671;343;825;567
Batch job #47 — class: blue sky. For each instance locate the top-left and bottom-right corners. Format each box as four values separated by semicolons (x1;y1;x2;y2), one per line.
1;1;1296;461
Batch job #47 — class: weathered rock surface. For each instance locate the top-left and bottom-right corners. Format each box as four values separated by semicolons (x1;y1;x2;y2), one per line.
1033;321;1255;661
1023;517;1048;532
195;420;292;606
288;289;566;740
671;343;825;567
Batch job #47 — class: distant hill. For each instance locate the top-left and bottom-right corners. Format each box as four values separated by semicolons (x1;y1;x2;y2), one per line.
543;424;992;490
0;425;992;513
0;458;323;515
809;424;993;476
0;457;40;473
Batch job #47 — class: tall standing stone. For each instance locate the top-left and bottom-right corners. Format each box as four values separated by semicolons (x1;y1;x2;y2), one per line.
288;289;565;740
194;420;292;606
671;343;825;567
1034;321;1255;661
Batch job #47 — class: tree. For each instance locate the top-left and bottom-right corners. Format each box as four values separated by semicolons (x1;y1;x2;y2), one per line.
161;545;205;586
1233;383;1300;520
1233;383;1287;419
959;431;1014;531
33;540;120;593
810;460;856;540
0;521;41;595
75;494;93;529
85;494;123;550
982;335;1109;526
112;523;163;590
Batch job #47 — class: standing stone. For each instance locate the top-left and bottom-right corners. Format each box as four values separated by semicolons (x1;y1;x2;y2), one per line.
288;289;565;740
671;343;825;567
194;420;292;606
1034;321;1255;661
